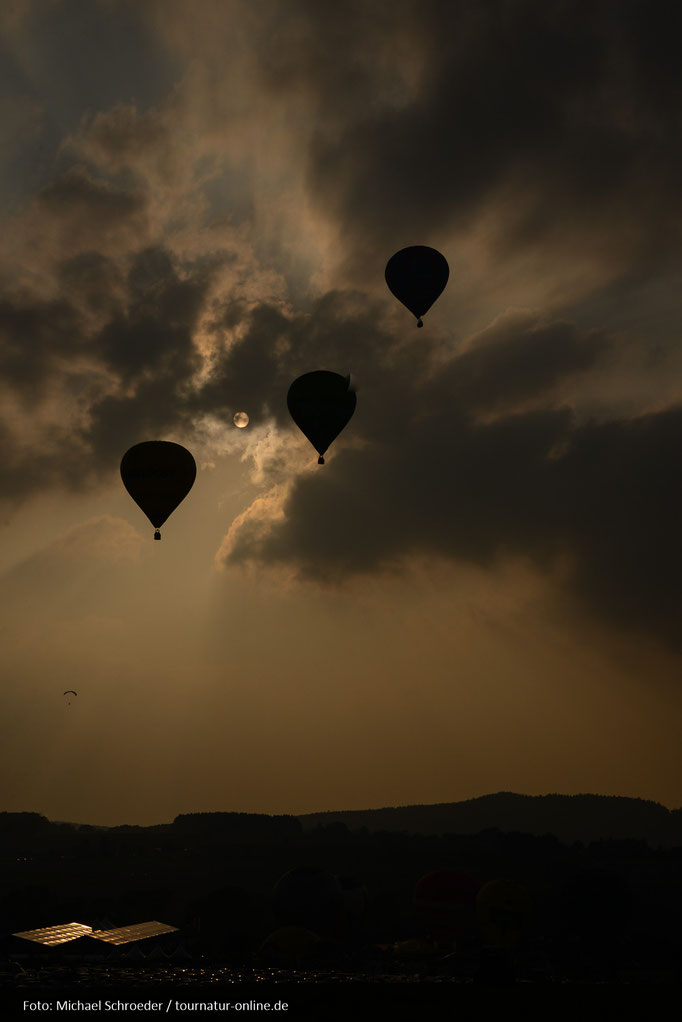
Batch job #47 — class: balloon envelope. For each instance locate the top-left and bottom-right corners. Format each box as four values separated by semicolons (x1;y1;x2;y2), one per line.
385;246;449;325
287;371;356;463
120;441;196;534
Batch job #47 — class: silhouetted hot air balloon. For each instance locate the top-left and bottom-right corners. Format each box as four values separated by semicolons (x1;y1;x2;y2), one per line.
120;441;196;540
385;246;449;327
287;371;356;464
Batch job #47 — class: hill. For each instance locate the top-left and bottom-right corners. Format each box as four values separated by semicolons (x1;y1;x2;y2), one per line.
298;792;682;847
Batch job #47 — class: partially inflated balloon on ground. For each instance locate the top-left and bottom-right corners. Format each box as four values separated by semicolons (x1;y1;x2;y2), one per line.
476;879;530;949
413;870;481;945
120;441;196;540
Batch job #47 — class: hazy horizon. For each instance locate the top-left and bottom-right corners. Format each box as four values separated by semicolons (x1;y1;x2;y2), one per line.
4;787;681;831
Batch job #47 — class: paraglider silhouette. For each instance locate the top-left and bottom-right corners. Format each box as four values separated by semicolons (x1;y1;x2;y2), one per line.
120;441;196;540
63;690;77;706
385;246;449;327
287;371;356;464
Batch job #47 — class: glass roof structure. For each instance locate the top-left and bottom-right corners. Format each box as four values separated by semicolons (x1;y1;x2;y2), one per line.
90;921;178;945
13;923;93;945
12;920;178;946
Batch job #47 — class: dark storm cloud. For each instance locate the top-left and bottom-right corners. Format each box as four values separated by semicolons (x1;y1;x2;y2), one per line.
558;408;682;635
87;246;224;461
228;383;682;647
37;165;148;247
95;247;206;380
87;382;188;466
34;0;179;113
206;0;682;648
0;414;89;504
0;294;84;392
1;0;180;139
201;296;613;455
194;290;389;427
265;1;682;281
205;293;677;649
58;251;124;317
0;243;224;493
194;302;292;422
431;312;612;415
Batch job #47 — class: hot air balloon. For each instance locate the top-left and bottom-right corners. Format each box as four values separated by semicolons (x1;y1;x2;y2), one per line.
287;371;356;464
120;441;196;540
385;246;449;327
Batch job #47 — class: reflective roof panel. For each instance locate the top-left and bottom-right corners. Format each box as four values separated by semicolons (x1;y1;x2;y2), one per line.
13;922;93;945
90;921;178;945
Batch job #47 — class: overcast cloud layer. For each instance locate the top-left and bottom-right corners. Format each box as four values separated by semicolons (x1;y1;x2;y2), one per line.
2;0;682;652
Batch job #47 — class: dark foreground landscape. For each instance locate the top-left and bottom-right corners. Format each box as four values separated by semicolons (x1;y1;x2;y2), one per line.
1;794;681;1015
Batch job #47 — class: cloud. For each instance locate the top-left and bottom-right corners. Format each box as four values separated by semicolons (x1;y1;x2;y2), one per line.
0;515;144;616
2;514;143;572
221;310;682;648
288;1;682;290
1;0;682;652
0;292;84;392
430;310;613;417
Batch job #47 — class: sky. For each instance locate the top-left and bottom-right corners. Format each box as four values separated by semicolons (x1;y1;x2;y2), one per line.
1;0;681;826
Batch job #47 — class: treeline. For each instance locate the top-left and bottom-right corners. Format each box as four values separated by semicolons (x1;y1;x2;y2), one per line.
0;811;301;849
300;793;682;848
3;793;680;847
172;812;301;839
0;812;51;834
